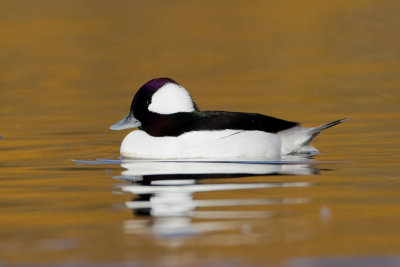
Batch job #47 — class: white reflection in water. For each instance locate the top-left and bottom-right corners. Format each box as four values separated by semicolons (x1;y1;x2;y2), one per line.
115;159;316;241
118;157;318;177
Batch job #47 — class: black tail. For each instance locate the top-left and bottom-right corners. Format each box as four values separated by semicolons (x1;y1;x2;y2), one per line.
310;118;349;136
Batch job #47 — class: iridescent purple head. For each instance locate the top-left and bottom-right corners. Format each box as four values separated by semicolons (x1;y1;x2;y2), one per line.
110;77;198;130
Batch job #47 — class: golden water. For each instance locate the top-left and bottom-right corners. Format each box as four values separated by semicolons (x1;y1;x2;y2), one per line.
1;1;399;266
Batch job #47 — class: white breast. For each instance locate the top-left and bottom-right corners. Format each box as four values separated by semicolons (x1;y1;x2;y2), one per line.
120;130;282;160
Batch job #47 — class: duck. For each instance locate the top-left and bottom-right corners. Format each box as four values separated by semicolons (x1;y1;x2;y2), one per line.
110;77;347;160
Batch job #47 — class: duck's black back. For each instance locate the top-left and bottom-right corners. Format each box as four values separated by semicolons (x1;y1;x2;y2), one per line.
140;110;299;137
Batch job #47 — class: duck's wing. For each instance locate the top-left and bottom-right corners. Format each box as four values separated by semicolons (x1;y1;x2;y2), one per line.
143;111;298;137
196;111;299;133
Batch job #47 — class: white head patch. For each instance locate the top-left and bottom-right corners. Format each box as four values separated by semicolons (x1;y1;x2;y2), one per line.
148;83;196;114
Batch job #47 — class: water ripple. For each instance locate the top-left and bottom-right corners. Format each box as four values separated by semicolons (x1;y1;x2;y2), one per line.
103;159;317;240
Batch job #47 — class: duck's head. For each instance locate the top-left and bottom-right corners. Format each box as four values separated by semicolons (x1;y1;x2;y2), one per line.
110;77;198;130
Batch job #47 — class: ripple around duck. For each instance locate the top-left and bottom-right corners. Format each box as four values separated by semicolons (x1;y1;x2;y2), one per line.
71;158;329;241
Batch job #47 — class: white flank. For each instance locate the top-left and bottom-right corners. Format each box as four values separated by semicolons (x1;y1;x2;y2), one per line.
148;83;196;114
120;130;281;160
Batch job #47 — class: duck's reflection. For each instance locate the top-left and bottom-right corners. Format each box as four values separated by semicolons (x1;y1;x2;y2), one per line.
116;159;317;239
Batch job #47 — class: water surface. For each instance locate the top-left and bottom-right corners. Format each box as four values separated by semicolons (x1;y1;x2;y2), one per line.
1;1;400;266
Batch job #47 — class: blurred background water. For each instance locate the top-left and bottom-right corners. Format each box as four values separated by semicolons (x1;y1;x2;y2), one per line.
0;1;399;266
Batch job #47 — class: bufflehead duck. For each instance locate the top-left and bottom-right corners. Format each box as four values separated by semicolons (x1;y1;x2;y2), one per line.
110;78;347;160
